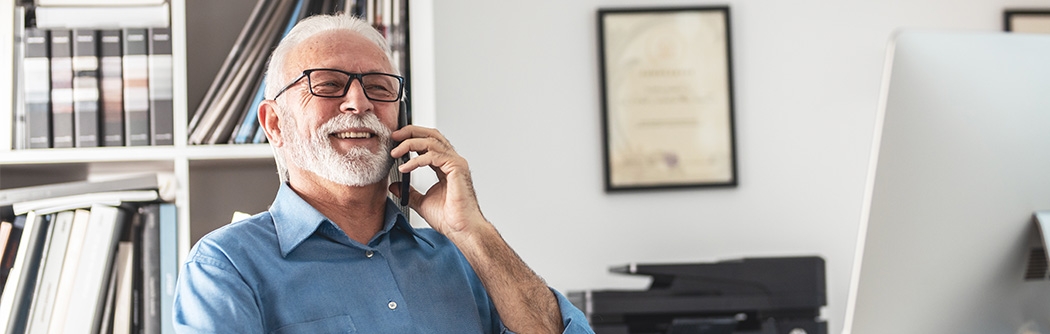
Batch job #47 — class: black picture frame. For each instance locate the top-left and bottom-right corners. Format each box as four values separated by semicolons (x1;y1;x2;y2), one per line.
1004;9;1050;33
597;6;737;192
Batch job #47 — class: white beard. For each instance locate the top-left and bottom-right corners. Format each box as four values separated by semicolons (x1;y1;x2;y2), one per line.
282;112;394;187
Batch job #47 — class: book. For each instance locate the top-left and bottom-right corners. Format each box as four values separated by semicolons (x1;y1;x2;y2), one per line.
123;28;151;146
129;210;144;334
0;221;13;265
11;5;27;151
0;173;176;220
46;209;90;334
12;190;158;216
61;204;128;334
97;257;119;334
99;29;125;147
0;211;52;334
158;203;176;334
34;3;170;30
111;241;134;334
50;29;75;148
0;173;175;218
139;204;160;334
0;216;25;289
72;29;101;147
23;210;74;334
147;28;173;146
229;81;264;144
23;28;52;149
253;120;268;143
37;0;166;5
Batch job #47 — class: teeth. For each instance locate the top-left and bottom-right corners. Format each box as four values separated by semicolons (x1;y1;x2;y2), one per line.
334;132;372;139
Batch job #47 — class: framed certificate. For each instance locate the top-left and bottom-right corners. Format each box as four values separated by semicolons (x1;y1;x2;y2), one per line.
1004;10;1050;33
597;6;737;191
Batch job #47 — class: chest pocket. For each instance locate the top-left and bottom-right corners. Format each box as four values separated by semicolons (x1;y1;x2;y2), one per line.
270;315;356;334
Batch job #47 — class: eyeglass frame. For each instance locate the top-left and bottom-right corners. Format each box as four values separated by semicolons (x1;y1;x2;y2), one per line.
270;68;405;102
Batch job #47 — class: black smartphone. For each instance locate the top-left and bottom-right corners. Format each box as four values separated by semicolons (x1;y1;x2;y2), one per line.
397;100;410;207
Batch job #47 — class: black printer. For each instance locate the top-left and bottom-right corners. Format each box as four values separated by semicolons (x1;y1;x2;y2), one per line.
568;256;826;334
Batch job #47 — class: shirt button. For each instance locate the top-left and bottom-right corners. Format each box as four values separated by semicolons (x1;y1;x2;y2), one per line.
388;301;397;310
365;250;374;258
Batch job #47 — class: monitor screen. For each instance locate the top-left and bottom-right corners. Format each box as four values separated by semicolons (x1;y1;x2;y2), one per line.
843;30;1050;334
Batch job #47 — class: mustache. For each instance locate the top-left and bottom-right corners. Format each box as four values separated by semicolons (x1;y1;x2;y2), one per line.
317;113;391;138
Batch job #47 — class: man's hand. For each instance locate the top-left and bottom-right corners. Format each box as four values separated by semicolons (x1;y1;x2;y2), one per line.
388;125;564;333
388;125;487;237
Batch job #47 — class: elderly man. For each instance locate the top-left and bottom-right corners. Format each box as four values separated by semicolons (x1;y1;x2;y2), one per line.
172;13;592;334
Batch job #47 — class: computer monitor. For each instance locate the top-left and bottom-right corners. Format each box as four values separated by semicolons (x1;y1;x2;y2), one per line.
843;30;1050;334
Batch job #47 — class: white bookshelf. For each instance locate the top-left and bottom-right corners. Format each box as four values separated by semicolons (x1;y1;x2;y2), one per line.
0;0;280;264
2;0;425;262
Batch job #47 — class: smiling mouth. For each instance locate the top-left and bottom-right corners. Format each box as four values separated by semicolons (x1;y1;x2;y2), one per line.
331;131;374;139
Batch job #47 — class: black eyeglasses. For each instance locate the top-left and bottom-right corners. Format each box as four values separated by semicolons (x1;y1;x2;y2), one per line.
271;68;404;102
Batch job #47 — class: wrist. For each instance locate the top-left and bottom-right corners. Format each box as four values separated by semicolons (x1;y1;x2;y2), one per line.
445;218;499;257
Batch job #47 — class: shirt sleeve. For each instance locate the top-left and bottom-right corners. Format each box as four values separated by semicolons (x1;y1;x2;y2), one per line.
173;252;264;334
497;288;595;334
552;288;595;334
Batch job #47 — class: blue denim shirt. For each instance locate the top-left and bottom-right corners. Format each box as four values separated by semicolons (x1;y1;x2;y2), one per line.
173;183;592;333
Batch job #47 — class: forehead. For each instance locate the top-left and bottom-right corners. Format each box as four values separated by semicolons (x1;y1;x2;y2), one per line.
287;30;392;74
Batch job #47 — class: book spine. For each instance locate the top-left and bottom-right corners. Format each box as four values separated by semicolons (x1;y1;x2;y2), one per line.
139;204;160;334
44;208;90;334
49;30;75;148
147;28;173;146
24;211;74;334
24;28;52;149
64;204;127;334
72;29;101;148
0;212;52;334
34;3;171;30
158;203;176;334
122;28;151;146
99;30;125;147
232;85;264;144
112;241;135;334
11;6;27;151
0;222;13;266
130;211;144;333
0;216;25;293
252;121;267;143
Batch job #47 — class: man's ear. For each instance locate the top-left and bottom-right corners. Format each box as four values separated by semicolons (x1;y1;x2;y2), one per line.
259;100;284;147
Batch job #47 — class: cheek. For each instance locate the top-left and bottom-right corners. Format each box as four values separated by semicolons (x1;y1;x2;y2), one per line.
380;106;401;130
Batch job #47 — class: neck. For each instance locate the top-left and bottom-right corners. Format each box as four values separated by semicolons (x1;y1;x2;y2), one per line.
287;169;389;245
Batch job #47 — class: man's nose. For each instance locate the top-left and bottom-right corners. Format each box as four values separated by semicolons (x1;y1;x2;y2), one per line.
340;78;373;114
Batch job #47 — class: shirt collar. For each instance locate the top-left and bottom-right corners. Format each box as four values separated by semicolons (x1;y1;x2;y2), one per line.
270;182;434;257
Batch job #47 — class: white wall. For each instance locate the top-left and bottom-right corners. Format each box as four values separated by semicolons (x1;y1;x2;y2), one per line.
424;0;1048;333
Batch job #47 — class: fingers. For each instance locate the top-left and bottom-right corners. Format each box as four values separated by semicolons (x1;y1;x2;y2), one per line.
390;125;465;177
391;125;450;150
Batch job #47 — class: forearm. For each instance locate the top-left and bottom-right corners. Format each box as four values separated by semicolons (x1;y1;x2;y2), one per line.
450;222;563;334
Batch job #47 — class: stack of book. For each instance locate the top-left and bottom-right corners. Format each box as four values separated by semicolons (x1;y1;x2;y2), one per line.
0;174;178;334
187;0;410;145
11;0;174;150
